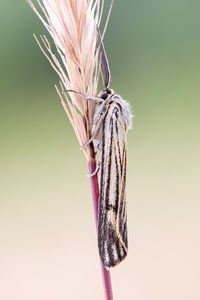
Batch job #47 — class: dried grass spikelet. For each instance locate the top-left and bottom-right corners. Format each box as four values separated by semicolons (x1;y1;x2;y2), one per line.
28;0;108;161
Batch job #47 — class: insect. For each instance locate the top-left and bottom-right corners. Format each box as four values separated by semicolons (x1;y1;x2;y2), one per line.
86;30;132;267
66;30;132;267
93;90;132;268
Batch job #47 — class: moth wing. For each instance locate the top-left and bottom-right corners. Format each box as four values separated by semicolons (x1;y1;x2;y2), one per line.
98;106;128;267
116;140;128;251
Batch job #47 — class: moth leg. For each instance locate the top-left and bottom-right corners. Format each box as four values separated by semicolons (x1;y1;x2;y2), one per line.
80;125;101;149
63;89;103;103
87;160;100;178
80;136;95;150
80;105;108;150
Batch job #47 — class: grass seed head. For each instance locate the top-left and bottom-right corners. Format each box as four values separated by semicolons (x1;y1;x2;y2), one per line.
28;0;112;160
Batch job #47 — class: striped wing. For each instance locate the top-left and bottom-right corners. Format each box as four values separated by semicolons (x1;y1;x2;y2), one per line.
98;103;128;268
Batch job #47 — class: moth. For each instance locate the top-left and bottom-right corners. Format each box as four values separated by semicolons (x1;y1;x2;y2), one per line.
66;30;132;268
85;31;132;268
93;88;132;268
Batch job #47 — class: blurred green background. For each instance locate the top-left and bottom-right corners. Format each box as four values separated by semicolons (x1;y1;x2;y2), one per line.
0;0;200;299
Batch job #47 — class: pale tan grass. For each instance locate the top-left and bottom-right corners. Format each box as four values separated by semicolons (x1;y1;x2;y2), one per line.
28;0;113;160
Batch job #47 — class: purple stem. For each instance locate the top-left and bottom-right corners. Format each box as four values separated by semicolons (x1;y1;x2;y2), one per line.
88;158;114;300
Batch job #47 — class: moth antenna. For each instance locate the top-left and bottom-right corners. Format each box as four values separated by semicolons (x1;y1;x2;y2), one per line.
102;0;114;40
97;27;111;90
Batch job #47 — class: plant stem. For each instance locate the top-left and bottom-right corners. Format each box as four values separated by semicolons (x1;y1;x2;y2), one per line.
88;152;114;300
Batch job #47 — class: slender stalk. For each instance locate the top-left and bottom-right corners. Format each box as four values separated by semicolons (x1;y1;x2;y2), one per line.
88;145;114;300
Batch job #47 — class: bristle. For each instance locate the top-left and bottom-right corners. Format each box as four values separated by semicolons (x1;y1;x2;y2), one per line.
28;0;113;160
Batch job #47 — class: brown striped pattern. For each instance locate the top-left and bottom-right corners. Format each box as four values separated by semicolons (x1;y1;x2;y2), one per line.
97;98;129;268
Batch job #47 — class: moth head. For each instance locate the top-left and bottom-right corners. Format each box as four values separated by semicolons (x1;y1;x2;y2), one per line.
98;88;114;100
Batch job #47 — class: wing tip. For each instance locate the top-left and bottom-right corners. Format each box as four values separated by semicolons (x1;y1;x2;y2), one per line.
99;241;128;268
102;250;127;268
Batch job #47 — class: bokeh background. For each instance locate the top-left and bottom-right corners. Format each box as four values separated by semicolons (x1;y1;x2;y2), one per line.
1;1;200;299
